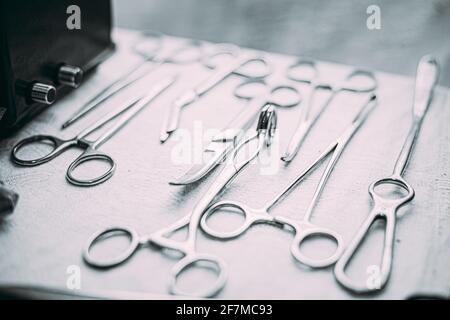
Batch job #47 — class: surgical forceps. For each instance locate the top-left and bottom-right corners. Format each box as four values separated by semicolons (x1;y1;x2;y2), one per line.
11;76;176;187
83;105;277;297
334;55;439;293
62;31;204;129
170;79;301;185
201;94;377;268
159;48;272;142
282;60;378;162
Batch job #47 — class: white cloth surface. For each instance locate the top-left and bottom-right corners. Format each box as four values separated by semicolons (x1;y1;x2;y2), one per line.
0;29;449;299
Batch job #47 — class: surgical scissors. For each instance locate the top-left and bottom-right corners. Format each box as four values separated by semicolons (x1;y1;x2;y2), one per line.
201;94;377;268
334;55;439;293
282;60;378;162
159;48;272;142
62;31;204;129
170;78;301;185
11;76;176;187
82;105;277;297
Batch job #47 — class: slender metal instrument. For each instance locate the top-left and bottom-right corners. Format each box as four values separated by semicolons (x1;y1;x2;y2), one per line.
160;48;272;142
334;55;439;293
62;31;203;129
170;78;300;185
11;76;177;186
83;105;277;297
282;60;377;162
201;94;377;268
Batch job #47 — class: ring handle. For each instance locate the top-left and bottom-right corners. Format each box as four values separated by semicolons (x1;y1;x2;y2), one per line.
341;69;378;92
268;85;302;108
132;30;164;60
200;201;256;239
166;40;205;64
11;135;74;166
233;78;267;100
369;176;415;207
286;59;318;84
275;217;344;268
202;43;241;69
234;57;272;79
334;176;414;293
66;148;116;187
334;207;397;293
83;226;141;268
291;226;344;268
169;253;228;298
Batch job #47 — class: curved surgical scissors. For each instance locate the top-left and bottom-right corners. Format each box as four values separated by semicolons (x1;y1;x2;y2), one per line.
171;78;301;185
83;105;277;297
201;94;377;268
282;60;378;162
62;31;204;129
160;47;273;142
11;76;176;187
334;55;439;293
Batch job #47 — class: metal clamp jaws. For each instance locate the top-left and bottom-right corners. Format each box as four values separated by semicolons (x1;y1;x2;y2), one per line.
257;104;277;146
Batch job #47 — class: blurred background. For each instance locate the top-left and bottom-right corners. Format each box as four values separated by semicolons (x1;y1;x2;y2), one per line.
113;0;450;86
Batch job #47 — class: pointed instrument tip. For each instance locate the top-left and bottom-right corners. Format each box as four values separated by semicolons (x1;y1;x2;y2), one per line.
168;172;196;186
159;134;168;143
159;131;171;143
280;153;294;163
61;121;71;130
168;179;188;186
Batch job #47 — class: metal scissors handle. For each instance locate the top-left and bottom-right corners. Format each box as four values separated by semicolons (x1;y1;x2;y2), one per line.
83;106;277;297
283;60;378;162
201;45;272;81
160;47;272;142
12;76;176;186
169;79;300;185
202;95;377;268
334;55;439;293
62;32;203;129
83;212;228;297
133;31;204;64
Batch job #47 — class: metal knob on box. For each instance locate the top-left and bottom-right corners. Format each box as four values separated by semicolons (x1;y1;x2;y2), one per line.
58;64;84;88
30;83;57;105
0;0;114;133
